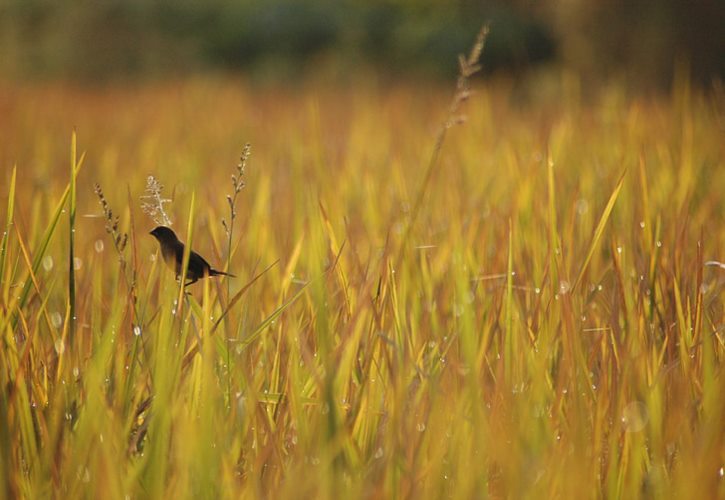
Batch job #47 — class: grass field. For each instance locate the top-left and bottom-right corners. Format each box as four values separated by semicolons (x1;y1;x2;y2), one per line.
0;69;723;498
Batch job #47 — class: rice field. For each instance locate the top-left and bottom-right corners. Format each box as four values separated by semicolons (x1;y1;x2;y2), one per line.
0;69;723;498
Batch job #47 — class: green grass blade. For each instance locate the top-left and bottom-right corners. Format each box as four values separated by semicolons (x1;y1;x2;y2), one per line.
504;219;515;383
16;155;85;314
0;166;16;288
68;132;78;340
573;171;626;291
240;284;308;349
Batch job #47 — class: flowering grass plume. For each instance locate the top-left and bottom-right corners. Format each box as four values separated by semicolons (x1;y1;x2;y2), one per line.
222;143;251;237
140;175;173;226
94;182;128;254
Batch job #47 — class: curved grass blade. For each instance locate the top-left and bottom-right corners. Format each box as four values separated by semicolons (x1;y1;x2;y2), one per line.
573;171;626;291
0;166;16;290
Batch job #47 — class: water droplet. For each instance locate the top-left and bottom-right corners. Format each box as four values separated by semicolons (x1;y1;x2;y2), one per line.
374;447;384;459
617;246;623;254
51;312;63;329
559;281;570;294
133;325;142;336
54;339;65;354
42;256;54;271
575;199;589;215
621;401;648;432
639;221;645;229
416;422;426;432
73;367;80;378
73;258;83;270
94;240;105;252
534;287;541;294
656;241;662;248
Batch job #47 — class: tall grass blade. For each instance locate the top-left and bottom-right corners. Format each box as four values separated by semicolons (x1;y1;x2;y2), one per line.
0;166;16;290
68;132;78;340
573;171;626;291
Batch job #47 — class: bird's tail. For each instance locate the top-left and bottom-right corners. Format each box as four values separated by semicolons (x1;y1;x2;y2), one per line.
210;269;235;278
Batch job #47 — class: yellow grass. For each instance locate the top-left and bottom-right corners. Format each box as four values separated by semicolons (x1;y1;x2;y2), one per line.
0;74;723;498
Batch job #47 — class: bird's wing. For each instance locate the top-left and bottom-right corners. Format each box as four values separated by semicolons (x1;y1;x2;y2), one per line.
188;250;212;278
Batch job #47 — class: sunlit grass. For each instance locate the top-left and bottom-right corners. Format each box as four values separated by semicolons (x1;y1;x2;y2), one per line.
0;73;723;498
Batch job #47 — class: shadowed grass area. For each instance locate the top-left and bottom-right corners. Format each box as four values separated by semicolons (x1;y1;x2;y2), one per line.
0;72;723;498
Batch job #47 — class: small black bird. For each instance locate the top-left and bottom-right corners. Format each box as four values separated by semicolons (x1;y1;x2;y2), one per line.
149;226;234;286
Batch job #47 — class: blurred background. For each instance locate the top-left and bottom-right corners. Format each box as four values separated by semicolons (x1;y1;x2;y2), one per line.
0;0;722;89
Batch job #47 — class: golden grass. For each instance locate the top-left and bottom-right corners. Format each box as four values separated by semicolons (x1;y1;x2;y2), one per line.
0;74;723;499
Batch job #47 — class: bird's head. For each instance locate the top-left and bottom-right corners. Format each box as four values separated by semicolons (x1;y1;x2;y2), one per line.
149;226;178;244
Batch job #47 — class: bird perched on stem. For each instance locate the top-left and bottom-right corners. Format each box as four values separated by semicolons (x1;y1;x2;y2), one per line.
150;226;234;286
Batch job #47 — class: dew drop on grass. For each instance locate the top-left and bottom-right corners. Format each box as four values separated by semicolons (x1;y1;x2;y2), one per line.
133;325;142;336
94;240;105;252
417;422;426;432
621;401;648;432
719;466;724;478
374;447;384;459
639;221;646;229
535;287;541;294
42;255;54;271
73;367;79;379
576;199;589;215
617;246;623;254
51;312;63;328
656;241;662;248
559;281;570;294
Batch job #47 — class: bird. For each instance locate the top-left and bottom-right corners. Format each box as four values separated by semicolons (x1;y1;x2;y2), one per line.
149;226;235;286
